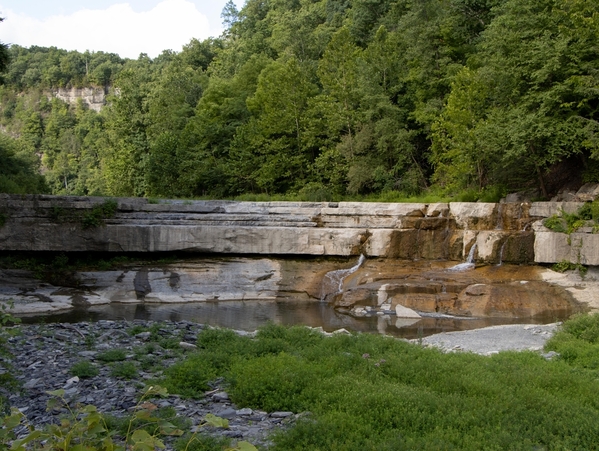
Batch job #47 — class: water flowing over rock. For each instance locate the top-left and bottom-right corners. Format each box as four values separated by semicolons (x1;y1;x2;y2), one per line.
1;194;599;323
320;254;365;301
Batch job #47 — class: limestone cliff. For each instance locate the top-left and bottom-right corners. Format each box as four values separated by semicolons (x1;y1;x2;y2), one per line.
49;86;108;112
0;193;595;265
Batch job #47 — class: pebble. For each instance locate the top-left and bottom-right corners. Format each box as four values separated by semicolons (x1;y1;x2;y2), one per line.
4;320;299;449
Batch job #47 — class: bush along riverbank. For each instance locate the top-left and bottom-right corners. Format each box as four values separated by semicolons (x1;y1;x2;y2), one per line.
2;315;599;450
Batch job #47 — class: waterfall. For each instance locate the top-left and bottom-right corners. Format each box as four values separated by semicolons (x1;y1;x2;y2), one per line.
320;254;366;301
495;203;504;230
466;243;477;263
448;244;477;271
497;241;507;266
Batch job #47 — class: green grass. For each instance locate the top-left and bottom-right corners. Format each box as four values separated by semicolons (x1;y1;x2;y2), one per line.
160;321;599;450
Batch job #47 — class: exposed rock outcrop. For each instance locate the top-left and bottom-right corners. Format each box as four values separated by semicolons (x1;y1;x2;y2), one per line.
50;87;108;112
0;195;540;264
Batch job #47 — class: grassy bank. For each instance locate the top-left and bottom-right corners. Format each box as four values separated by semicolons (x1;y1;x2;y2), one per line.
3;315;599;450
161;315;599;450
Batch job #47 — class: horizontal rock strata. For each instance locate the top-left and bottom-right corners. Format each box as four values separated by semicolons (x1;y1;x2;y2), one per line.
1;194;598;264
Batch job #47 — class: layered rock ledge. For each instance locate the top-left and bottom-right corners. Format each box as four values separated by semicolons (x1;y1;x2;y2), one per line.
1;194;591;264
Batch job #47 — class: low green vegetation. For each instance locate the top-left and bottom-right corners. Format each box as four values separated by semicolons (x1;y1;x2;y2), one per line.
545;313;599;370
109;361;138;379
3;316;599;449
1;385;257;451
552;260;588;277
0;306;20;415
70;360;99;378
158;321;599;450
544;200;599;235
96;348;127;362
81;199;118;229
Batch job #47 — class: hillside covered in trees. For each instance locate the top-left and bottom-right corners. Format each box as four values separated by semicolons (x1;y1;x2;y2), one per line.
1;0;598;201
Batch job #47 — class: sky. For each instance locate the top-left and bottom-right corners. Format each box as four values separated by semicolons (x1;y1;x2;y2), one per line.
0;0;245;59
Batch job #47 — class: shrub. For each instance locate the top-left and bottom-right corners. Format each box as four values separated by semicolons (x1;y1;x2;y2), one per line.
70;360;99;378
82;199;118;229
110;361;138;379
162;323;599;450
97;348;127;362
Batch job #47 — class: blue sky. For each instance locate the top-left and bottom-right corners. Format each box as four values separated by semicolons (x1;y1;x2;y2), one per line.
0;0;244;58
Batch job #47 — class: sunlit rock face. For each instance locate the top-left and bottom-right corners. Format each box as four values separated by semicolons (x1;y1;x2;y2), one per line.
330;260;585;320
0;195;552;265
1;258;586;322
0;258;347;315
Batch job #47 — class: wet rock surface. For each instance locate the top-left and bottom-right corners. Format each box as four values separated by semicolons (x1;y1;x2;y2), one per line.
5;320;299;449
330;260;586;320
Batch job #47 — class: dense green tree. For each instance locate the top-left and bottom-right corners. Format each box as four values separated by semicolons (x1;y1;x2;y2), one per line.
432;0;599;195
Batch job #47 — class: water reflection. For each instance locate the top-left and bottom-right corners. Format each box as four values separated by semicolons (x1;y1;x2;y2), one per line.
19;300;564;339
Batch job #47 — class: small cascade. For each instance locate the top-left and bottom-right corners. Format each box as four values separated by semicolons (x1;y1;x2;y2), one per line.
448;244;477;271
320;254;366;301
497;241;507;266
495;203;504;230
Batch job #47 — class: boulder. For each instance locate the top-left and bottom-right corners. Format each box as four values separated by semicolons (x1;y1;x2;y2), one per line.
576;183;599;202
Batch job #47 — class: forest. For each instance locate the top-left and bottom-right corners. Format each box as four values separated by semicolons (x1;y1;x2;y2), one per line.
1;0;598;201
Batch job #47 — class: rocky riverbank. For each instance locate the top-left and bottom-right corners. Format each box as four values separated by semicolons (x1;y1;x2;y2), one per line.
4;320;299;449
4;317;567;450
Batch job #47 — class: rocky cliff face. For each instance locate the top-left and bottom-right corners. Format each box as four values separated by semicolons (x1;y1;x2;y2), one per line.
50;87;107;112
0;194;542;263
0;194;594;265
1;194;596;319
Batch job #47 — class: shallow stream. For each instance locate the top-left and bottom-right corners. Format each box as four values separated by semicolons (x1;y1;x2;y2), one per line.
19;299;564;339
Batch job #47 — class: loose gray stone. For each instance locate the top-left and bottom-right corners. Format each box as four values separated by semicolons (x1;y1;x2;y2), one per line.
218;408;237;419
23;378;40;389
179;342;197;350
271;412;294;418
7;320;297;450
212;392;229;402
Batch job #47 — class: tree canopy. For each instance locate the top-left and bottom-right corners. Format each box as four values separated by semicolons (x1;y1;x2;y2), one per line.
1;0;598;199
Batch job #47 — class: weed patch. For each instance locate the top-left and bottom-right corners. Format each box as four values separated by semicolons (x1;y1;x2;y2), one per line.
97;348;127;362
81;199;118;229
70;360;99;378
110;361;138;379
160;322;599;450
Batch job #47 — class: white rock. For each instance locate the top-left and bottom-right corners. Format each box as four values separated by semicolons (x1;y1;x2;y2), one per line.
395;304;422;318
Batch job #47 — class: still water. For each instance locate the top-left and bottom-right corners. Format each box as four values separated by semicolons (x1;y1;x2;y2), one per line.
19;300;562;339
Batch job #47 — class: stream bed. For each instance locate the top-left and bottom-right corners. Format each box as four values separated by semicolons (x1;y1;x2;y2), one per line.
4;256;586;338
19;299;565;339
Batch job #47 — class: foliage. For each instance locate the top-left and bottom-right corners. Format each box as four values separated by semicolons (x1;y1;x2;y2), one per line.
0;384;257;451
0;134;48;194
543;202;599;234
0;304;21;414
96;348;127;362
546;313;599;370
159;322;599;450
70;360;99;378
2;0;598;198
552;260;588;277
81;199;118;229
110;361;138;379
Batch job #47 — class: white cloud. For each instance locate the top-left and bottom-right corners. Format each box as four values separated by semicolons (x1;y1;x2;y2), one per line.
0;0;215;59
